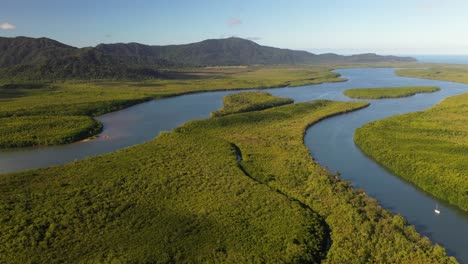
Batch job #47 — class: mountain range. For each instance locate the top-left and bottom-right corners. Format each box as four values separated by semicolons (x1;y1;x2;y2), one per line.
0;36;417;79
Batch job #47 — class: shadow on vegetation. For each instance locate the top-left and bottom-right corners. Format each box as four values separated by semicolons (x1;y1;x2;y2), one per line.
231;142;331;262
0;89;28;99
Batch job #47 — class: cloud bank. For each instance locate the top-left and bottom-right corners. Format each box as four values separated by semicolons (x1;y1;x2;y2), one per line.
0;23;16;30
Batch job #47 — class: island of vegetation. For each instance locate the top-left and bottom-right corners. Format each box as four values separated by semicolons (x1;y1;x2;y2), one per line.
0;92;457;263
343;86;440;99
355;93;468;211
211;91;293;117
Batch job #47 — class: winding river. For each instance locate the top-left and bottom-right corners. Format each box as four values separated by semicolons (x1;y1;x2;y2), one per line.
1;68;467;262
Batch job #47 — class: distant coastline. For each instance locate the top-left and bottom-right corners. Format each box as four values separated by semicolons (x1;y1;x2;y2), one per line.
410;54;468;64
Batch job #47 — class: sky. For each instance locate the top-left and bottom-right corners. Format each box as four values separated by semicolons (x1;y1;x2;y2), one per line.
1;0;468;55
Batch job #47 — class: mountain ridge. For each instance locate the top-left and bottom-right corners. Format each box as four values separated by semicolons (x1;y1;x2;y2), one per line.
0;36;417;79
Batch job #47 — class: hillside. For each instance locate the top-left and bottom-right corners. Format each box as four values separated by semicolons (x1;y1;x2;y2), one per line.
0;36;416;79
0;37;76;66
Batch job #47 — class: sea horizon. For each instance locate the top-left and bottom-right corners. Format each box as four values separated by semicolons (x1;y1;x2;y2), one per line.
403;54;468;65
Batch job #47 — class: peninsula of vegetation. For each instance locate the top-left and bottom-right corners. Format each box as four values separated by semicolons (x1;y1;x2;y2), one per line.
343;86;440;99
397;66;468;84
0;115;101;148
0;92;457;263
355;93;468;211
211;91;293;117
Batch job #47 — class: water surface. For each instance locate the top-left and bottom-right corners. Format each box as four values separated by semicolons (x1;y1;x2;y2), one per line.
302;68;468;262
413;54;468;65
1;68;467;262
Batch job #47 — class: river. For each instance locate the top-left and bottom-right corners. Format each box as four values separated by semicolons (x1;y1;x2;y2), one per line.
1;68;467;262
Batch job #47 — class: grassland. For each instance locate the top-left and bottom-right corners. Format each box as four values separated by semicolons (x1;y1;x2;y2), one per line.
355;93;468;211
0;93;457;263
0;66;344;148
343;86;440;99
211;91;293;117
396;65;468;84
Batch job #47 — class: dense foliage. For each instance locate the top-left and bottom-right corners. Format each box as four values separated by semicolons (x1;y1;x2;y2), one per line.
0;83;153;148
196;99;455;263
396;66;468;84
0;116;101;148
343;86;440;99
0;96;457;263
355;93;468;211
0;36;416;79
211;91;293;117
0;66;344;148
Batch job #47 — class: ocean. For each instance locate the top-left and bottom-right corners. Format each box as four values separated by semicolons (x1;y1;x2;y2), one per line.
411;55;468;65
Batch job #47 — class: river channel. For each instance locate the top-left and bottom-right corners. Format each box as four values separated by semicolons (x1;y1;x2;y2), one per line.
1;68;467;262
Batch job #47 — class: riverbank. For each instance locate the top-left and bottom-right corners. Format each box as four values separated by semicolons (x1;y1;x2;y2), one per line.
354;93;468;211
0;94;457;263
1;68;466;262
210;91;293;117
343;86;439;99
0;66;345;148
396;66;468;84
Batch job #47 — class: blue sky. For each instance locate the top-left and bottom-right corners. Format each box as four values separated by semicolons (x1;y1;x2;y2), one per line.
1;0;467;54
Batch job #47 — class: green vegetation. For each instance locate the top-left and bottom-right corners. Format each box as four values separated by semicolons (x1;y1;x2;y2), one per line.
211;91;293;117
0;36;416;79
397;65;468;84
0;94;457;263
355;93;468;211
0;116;101;148
0;66;344;148
343;86;440;99
0;132;328;263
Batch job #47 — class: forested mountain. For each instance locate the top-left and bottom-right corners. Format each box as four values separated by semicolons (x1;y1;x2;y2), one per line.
0;36;416;79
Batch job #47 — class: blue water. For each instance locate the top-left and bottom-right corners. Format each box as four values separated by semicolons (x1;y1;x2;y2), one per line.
0;68;467;262
413;54;468;65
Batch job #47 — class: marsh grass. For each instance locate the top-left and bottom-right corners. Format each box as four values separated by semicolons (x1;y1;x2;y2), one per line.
0;94;457;263
0;66;344;148
211;91;293;117
397;66;468;84
355;93;468;211
0;116;102;148
343;86;440;99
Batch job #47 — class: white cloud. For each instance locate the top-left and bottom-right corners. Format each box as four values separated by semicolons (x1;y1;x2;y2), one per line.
0;23;16;30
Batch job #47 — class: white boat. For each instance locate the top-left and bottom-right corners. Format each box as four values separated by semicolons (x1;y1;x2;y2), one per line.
434;204;441;214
